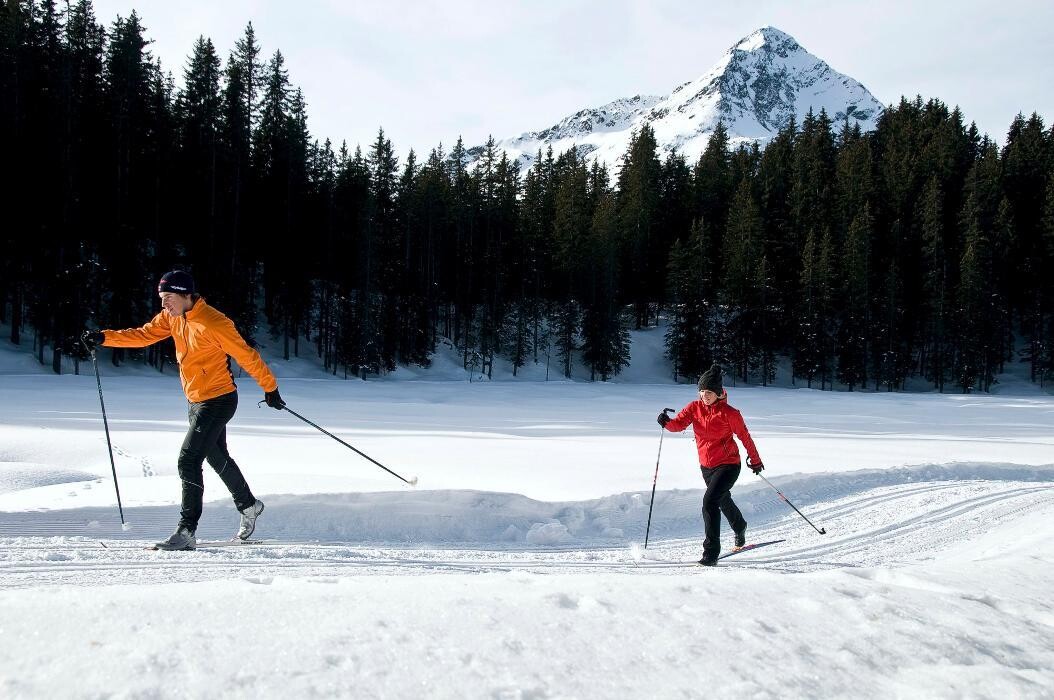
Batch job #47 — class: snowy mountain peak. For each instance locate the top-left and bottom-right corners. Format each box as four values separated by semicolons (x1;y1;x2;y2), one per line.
471;26;884;171
731;26;798;53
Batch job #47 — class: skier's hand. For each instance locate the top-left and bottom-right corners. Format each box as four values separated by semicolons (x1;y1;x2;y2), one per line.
264;388;286;410
657;411;671;428
80;330;105;350
748;459;764;475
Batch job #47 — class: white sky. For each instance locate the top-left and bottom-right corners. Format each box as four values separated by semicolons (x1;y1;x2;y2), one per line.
90;0;1054;156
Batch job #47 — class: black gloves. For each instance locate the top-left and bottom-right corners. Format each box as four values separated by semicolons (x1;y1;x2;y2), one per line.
748;459;765;475
657;411;671;428
81;330;105;350
264;388;286;410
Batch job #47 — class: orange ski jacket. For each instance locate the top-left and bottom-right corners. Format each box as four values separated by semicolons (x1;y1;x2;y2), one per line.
663;393;761;469
102;298;277;403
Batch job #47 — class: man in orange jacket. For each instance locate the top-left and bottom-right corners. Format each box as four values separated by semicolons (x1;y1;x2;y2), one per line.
82;270;285;550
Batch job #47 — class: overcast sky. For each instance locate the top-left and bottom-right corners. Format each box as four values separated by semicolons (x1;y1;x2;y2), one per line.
91;0;1053;156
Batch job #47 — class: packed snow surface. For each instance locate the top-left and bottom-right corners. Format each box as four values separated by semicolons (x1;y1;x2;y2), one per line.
1;336;1053;697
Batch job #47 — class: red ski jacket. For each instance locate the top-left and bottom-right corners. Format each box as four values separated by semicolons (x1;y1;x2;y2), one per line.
663;393;761;469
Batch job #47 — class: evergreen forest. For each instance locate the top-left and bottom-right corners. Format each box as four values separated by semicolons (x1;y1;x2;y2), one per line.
3;2;1053;392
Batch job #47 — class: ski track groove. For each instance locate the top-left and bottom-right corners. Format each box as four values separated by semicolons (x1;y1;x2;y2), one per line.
746;485;1051;564
1;480;1051;588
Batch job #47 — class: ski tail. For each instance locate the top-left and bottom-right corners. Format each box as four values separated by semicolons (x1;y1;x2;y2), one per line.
717;539;786;559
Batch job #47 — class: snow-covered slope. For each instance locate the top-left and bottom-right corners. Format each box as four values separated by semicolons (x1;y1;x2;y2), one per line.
4;331;1054;698
469;26;885;171
2;356;1053;696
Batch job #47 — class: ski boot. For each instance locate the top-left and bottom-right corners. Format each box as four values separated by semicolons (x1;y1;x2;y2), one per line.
697;552;719;567
155;525;196;551
236;499;265;540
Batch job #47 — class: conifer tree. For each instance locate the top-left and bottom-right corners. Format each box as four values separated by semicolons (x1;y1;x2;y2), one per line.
1002;113;1050;380
837;205;873;390
101;11;166;366
1041;177;1054;384
756;118;796;342
616;125;662;328
580;185;630;380
253;48;290;326
919;176;949;391
722;179;763;383
694;120;732;240
665;218;713;381
955;212;996;392
175;36;222;289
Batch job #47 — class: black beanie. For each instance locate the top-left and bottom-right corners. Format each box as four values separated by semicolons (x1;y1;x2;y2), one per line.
697;363;723;394
158;270;195;295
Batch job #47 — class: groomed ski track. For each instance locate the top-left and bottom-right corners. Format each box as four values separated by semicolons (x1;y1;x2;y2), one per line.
2;475;1051;588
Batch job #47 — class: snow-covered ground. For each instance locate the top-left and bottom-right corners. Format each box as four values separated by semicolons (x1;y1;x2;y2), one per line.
1;333;1052;698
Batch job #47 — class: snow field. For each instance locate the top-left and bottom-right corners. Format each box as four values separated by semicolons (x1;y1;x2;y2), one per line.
2;334;1053;697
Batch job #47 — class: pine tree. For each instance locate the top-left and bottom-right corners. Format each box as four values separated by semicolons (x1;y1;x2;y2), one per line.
1039;178;1054;384
794;227;822;387
919;176;949;391
837;205;873;390
616;125;662;328
658;150;693;245
665;218;713;381
518;146;556;361
282;86;313;360
549;146;590;378
217;25;264;341
101;11;165;367
1002;113;1050;380
694;120;732;239
60;0;108;371
756;118;796;344
175;36;222;289
580;188;630;380
252;48;290;325
955;213;996;392
722;179;763;383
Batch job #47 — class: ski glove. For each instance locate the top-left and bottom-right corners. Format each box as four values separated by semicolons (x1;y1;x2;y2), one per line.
264;388;286;410
81;330;105;350
657;411;671;428
747;459;764;475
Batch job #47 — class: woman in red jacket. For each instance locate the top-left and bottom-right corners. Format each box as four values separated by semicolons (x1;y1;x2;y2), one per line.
658;363;764;565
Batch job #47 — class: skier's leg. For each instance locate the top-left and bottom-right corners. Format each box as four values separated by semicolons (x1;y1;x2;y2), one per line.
177;393;237;531
701;464;742;558
700;467;723;559
203;393;256;512
717;465;747;535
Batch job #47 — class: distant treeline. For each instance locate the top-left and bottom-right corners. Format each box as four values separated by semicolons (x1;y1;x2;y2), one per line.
2;2;1052;390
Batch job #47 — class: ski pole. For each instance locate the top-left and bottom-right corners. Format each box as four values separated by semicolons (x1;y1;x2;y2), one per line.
756;472;826;534
644;408;675;549
278;405;418;486
81;338;126;526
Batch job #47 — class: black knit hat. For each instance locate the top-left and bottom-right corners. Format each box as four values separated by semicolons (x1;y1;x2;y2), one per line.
697;363;723;394
158;270;195;295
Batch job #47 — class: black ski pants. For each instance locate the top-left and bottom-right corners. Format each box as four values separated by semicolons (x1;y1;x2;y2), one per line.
701;463;747;558
177;390;255;531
